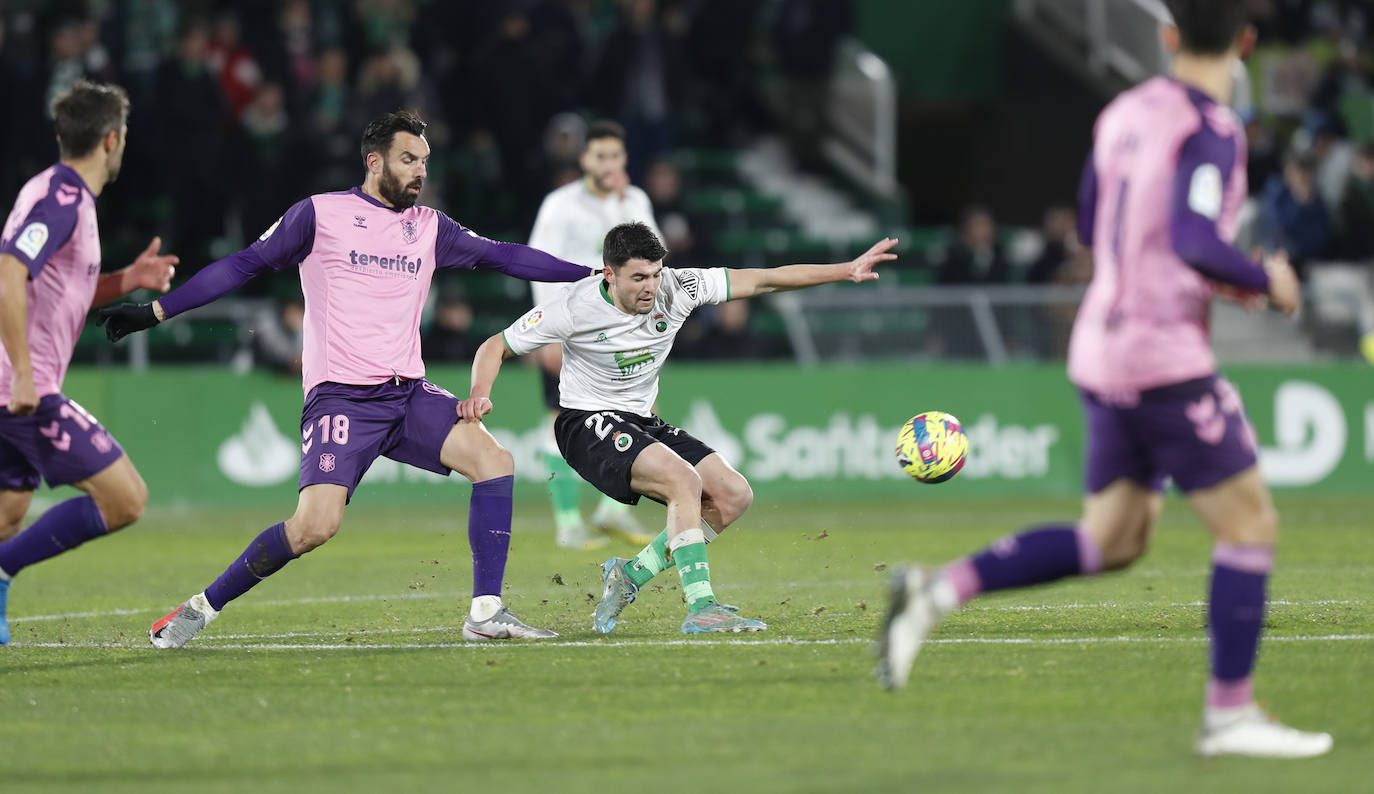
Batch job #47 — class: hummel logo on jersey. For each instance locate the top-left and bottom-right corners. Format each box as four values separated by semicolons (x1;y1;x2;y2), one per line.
675;271;700;300
354;215;368;228
348;250;423;278
595;333;608;343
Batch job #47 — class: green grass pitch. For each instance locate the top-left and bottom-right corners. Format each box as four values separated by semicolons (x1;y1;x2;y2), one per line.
1;493;1369;793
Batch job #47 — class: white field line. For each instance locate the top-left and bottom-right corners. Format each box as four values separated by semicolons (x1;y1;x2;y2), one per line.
9;634;1373;652
11;595;1364;625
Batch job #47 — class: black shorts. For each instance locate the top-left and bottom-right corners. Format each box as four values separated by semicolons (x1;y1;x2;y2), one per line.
540;369;560;411
554;408;716;505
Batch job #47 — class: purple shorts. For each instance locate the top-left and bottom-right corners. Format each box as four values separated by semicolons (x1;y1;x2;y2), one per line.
1080;375;1258;494
298;379;460;500
0;394;126;490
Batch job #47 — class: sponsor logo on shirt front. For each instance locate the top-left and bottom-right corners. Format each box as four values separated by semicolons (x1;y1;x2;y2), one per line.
15;222;49;259
347;250;423;278
613;348;655;377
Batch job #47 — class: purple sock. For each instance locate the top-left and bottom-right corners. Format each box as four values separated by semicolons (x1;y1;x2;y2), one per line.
1206;544;1272;708
469;475;513;597
945;524;1102;604
203;523;298;611
0;495;107;578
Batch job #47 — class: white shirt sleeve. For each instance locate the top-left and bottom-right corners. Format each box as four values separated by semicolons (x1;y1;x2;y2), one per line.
668;267;731;311
527;193;569;260
501;300;574;355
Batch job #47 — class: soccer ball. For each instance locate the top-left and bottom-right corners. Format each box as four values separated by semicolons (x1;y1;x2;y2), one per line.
895;411;968;484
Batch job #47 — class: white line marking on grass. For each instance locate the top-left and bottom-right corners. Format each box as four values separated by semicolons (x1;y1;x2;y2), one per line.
11;634;1371;652
12;594;1364;625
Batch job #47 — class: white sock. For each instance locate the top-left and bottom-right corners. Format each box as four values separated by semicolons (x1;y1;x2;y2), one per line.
0;566;12;582
469;594;503;621
700;519;719;543
929;574;959;615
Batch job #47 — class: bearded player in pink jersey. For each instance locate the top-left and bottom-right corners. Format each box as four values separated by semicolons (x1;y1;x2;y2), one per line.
875;1;1332;759
0;80;179;645
99;111;592;645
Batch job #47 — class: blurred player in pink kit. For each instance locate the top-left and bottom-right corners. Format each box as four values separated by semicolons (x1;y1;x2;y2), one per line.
875;1;1332;758
99;111;591;646
0;80;179;645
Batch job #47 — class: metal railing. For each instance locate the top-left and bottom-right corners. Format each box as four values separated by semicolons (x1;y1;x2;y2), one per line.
823;37;899;199
1014;0;1170;83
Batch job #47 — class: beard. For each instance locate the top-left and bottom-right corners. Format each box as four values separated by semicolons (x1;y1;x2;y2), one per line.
379;163;422;209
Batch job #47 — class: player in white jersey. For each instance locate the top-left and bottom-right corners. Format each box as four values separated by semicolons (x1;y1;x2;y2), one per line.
527;121;662;550
462;222;896;633
875;0;1330;759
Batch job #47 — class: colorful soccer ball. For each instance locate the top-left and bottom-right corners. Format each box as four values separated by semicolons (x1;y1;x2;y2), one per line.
895;411;968;484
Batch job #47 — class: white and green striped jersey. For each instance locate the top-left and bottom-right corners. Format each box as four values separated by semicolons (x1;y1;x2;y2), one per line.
502;268;730;416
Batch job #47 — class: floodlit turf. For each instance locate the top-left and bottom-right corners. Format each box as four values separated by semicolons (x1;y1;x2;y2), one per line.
1;493;1369;794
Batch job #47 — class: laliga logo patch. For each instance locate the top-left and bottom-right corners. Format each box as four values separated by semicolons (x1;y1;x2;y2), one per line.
653;313;667;333
400;218;418;243
15;222;49;259
613;432;633;452
319;453;337;472
259;218;281;241
525;310;543;327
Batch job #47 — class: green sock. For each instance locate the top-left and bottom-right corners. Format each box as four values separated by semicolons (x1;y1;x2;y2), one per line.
626;530;670;587
544;451;582;529
671;533;717;613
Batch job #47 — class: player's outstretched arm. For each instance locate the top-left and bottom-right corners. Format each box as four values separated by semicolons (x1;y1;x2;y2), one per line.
458;333;519;421
91;236;179;307
725;237;897;300
96;247;274;342
0;254;37;415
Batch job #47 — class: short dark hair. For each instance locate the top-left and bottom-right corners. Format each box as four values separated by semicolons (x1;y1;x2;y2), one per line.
584;119;626;150
52;80;130;159
1166;0;1249;56
603;222;667;269
361;110;428;162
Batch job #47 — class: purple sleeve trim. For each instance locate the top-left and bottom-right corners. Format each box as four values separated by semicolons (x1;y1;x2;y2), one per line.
0;192;80;278
1076;152;1096;247
1169;123;1269;291
158;248;273;318
478;241;592;282
249;198;315;268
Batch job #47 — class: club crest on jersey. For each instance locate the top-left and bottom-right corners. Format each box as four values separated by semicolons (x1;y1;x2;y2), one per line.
652;313;667;333
400;218;418;243
319;453;337;472
613;432;633;452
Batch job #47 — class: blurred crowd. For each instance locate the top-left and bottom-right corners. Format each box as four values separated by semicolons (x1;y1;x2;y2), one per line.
0;0;837;273
1242;0;1374;269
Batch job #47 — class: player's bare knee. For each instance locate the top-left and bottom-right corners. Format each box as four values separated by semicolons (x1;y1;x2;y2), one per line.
666;466;702;505
285;514;341;553
717;478;753;524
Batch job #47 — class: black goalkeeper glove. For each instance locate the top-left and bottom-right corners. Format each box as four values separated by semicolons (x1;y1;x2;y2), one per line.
95;302;160;342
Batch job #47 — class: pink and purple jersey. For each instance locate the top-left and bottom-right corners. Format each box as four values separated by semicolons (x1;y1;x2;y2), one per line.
1068;77;1263;395
0;163;101;403
159;187;590;394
